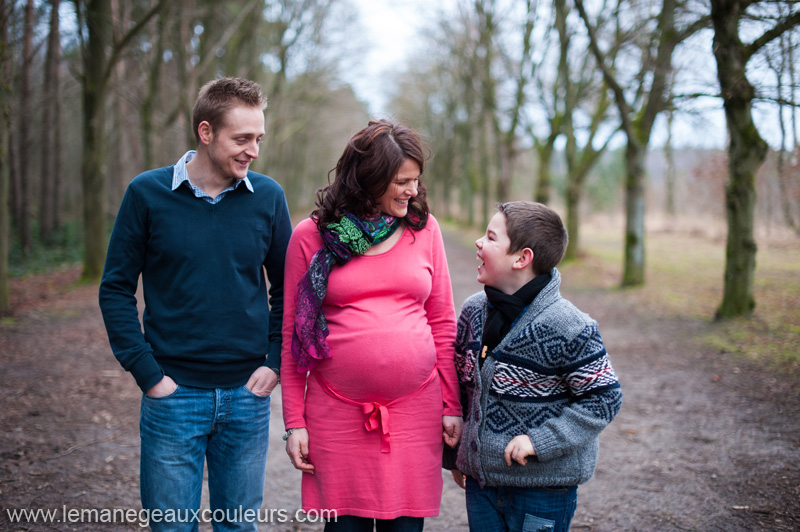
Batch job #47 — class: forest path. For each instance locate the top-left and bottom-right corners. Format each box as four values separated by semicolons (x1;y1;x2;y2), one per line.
0;225;797;531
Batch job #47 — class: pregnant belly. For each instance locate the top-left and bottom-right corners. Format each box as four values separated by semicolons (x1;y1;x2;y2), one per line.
315;332;438;404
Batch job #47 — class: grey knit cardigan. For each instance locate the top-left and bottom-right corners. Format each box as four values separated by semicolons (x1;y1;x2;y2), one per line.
454;268;622;488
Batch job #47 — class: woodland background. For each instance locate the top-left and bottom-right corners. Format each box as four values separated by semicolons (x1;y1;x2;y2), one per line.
0;0;798;325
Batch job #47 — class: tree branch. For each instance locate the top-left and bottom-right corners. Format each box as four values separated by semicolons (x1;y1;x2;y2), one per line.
677;14;711;43
748;10;800;58
574;0;635;137
193;0;261;78
103;0;167;85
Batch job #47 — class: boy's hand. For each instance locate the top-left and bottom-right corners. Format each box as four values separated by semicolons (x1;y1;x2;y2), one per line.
504;435;536;466
450;469;466;489
442;415;463;448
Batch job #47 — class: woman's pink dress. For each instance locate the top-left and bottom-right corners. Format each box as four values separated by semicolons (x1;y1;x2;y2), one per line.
280;215;461;519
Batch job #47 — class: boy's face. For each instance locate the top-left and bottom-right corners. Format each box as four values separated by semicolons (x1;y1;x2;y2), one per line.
475;212;520;293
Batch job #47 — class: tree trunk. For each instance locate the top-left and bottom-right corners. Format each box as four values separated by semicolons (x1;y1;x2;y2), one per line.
0;0;11;313
141;3;166;170
479;113;491;230
622;140;647;286
40;0;61;243
711;0;767;318
565;179;581;261
535;137;556;204
80;0;112;281
9;126;19;233
78;0;163;280
109;0;133;209
19;0;33;254
665;109;676;216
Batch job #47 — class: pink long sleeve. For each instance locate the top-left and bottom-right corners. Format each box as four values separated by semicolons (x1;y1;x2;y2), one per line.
280;219;317;429
424;218;462;416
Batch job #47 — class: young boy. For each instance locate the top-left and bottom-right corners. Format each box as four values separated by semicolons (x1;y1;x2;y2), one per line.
448;201;622;532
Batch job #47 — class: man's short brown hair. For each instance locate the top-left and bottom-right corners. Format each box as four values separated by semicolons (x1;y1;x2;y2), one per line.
498;201;568;275
192;77;267;143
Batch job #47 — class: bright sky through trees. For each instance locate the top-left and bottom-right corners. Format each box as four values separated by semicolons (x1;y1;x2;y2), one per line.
347;0;796;151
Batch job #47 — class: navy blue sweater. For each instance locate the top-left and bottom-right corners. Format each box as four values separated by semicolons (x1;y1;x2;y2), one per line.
99;165;292;392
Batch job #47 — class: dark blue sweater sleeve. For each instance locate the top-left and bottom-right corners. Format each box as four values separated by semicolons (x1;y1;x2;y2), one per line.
262;191;292;373
98;180;164;392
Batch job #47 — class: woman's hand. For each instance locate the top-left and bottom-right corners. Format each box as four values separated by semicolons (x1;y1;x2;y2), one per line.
285;428;315;473
442;415;463;448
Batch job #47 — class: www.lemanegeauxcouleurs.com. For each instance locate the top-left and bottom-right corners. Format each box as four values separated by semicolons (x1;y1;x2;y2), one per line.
6;505;337;527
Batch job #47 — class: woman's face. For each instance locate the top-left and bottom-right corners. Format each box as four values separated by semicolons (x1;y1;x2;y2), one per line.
376;158;420;218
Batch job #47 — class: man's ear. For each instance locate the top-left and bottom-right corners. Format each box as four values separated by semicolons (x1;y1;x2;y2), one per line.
512;248;534;270
197;121;214;145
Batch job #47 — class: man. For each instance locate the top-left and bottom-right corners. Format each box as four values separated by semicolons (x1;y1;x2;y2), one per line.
99;77;291;531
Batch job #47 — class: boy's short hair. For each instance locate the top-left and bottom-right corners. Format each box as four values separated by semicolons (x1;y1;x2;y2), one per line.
192;77;267;143
498;201;568;275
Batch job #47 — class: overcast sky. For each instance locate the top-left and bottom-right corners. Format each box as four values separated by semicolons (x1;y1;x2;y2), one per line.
343;0;794;151
345;0;444;116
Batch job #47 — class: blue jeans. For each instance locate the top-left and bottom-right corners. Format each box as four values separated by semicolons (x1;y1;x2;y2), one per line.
465;477;577;532
140;384;271;532
324;516;424;532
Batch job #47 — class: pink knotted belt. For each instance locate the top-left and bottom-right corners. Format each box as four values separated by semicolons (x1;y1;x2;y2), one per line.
313;367;439;453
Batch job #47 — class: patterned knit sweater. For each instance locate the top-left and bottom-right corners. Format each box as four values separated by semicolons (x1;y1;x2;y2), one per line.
454;268;622;488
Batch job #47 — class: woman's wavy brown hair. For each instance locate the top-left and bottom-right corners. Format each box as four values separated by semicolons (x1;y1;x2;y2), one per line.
312;119;430;230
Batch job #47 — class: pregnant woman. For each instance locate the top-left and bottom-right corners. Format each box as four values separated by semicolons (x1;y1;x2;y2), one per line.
281;119;462;532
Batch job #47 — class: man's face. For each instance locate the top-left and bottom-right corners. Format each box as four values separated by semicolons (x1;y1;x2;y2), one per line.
205;105;265;181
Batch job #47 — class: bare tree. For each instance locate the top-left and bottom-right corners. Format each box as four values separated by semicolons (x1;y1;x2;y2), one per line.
576;0;695;285
556;0;616;261
767;18;799;234
710;0;800;318
18;0;32;254
73;0;166;281
0;0;11;313
40;0;62;243
664;105;676;217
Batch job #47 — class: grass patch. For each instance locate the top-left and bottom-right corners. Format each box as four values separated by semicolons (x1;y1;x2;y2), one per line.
566;217;800;373
9;221;84;277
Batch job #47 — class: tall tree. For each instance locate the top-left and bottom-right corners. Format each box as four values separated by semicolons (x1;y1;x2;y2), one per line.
0;0;11;313
710;0;800;317
576;0;689;285
18;0;32;254
73;0;165;281
664;105;676;217
767;16;799;234
556;0;615;261
40;0;62;242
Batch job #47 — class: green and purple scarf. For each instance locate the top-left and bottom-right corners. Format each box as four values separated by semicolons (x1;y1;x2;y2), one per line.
292;213;401;372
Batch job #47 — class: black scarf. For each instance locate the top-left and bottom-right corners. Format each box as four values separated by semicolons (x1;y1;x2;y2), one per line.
482;273;552;361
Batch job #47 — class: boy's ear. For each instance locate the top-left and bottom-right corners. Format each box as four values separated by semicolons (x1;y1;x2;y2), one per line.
512;248;534;270
197;121;214;145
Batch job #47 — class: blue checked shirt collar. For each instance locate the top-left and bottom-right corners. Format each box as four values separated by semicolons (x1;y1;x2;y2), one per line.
172;150;254;204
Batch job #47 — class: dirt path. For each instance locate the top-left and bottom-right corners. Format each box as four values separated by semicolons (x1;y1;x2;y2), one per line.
0;226;798;531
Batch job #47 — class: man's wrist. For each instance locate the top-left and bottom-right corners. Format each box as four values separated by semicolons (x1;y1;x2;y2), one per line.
266;366;280;382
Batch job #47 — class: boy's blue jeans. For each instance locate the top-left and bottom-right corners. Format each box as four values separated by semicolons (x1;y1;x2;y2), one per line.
465;477;577;532
139;384;271;532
